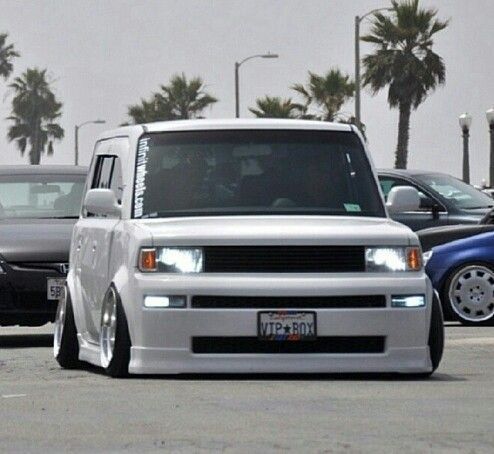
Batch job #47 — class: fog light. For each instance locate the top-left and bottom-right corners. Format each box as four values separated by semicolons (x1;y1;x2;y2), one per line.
144;296;186;308
391;295;426;308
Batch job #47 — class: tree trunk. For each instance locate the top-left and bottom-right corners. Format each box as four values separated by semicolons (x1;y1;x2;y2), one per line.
394;102;412;169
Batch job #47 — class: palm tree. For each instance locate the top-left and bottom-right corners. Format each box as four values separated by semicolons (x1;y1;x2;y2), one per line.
362;0;448;169
292;69;355;121
249;96;304;119
127;95;173;124
7;68;64;165
127;73;217;124
0;32;19;80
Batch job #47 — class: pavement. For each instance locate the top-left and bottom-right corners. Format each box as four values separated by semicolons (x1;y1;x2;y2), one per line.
1;323;494;453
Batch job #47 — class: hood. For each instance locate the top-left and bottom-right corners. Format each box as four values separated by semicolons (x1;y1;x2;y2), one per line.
134;215;416;247
0;218;76;262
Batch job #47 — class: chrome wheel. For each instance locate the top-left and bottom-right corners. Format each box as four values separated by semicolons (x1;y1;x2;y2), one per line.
53;290;66;358
100;288;118;368
448;265;494;323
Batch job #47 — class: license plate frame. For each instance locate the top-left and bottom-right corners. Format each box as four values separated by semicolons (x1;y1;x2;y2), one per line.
257;311;317;341
47;278;65;301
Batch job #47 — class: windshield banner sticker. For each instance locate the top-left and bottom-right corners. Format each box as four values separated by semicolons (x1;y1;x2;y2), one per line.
134;137;149;218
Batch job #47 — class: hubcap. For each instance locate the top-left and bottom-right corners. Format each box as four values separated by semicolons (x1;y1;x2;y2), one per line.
100;289;117;368
449;265;494;322
53;290;66;358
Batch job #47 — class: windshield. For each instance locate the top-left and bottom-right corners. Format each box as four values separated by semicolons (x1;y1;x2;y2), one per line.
133;129;385;218
416;174;494;210
0;173;86;219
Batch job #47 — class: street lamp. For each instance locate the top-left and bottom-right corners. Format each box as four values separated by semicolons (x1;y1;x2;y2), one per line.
355;7;393;130
459;113;472;184
487;108;494;187
234;52;279;118
74;119;106;165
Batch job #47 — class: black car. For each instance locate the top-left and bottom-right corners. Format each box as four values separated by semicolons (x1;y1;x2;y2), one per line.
378;169;493;231
0;165;87;326
418;208;494;252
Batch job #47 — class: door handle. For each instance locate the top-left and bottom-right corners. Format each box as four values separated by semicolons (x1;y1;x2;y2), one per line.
92;243;97;252
76;237;83;251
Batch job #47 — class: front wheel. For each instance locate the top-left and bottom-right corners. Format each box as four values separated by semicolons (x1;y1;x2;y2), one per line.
100;286;131;377
445;263;494;325
54;288;81;369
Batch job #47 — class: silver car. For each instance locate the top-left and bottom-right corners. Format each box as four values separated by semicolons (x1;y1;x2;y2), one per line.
54;119;443;377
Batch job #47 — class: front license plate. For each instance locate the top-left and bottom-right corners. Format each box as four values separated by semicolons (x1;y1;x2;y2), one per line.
258;311;317;341
47;278;65;301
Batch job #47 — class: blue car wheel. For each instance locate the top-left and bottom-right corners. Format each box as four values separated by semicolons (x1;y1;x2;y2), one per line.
445;263;494;325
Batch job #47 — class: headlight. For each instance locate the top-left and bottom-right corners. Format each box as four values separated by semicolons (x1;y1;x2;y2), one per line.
423;250;433;265
139;247;203;273
365;247;422;272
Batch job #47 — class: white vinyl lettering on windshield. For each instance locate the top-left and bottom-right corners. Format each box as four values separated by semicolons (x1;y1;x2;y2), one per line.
134;138;149;218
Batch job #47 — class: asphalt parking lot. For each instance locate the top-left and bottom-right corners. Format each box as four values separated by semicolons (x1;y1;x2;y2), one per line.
1;324;493;453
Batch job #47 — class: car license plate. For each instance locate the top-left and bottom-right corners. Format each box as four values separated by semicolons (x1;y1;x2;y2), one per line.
47;278;65;300
258;311;316;341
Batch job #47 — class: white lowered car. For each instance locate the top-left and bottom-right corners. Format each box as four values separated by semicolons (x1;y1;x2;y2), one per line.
54;119;443;377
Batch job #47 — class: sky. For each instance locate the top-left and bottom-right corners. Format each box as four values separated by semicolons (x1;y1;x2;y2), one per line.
0;0;492;185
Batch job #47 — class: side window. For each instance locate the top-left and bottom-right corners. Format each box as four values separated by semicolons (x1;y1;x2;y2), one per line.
379;176;443;212
86;155;121;217
379;176;410;201
92;156;115;189
110;157;123;204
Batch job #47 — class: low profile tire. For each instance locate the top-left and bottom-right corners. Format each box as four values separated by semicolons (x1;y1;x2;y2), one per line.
444;263;494;326
428;293;444;373
100;286;131;378
54;288;81;369
410;293;444;378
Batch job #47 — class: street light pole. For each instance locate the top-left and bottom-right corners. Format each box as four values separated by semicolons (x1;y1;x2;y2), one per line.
354;7;393;131
487;108;494;187
459;113;472;184
234;52;279;118
74;119;106;165
235;62;240;119
355;16;361;129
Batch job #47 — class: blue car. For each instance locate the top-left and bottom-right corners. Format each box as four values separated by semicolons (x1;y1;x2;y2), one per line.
425;231;494;325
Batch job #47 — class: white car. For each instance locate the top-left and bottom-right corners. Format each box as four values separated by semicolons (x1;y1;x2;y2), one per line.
54;119;444;377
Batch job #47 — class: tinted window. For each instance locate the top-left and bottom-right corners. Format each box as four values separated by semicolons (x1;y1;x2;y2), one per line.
133;130;385;219
92;156;115;189
0;173;86;219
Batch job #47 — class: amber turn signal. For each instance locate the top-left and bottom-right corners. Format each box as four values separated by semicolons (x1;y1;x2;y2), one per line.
139;248;157;272
407;247;422;271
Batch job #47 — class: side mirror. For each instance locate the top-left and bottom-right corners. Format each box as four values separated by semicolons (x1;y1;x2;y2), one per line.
386;186;420;214
83;189;121;217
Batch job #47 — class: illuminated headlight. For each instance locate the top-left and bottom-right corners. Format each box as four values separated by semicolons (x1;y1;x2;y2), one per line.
365;247;422;272
423;250;433;265
144;295;186;308
392;295;426;308
139;247;203;273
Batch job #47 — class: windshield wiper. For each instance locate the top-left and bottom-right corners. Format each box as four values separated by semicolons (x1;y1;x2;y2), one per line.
39;216;79;219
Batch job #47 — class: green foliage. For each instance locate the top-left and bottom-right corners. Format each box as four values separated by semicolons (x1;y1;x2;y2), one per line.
0;32;19;80
291;69;355;121
361;0;448;168
127;73;218;124
249;96;305;119
7;68;64;164
362;0;448;109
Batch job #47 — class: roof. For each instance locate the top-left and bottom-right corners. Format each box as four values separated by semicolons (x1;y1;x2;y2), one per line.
0;165;87;175
377;168;444;177
98;118;354;140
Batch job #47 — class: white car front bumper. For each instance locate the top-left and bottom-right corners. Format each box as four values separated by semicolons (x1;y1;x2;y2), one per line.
122;273;433;374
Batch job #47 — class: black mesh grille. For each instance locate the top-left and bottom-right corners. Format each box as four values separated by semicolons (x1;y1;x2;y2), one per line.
192;336;385;354
191;295;386;309
203;246;365;273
